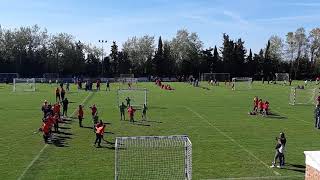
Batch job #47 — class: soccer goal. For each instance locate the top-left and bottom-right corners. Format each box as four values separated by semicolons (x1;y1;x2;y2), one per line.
115;135;192;180
13;78;36;92
201;73;230;82
289;87;320;105
120;74;134;78
0;73;19;82
117;88;147;108
275;73;289;84
232;77;253;90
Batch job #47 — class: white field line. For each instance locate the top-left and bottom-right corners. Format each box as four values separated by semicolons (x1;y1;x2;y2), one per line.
17;92;93;180
202;174;304;180
184;106;281;176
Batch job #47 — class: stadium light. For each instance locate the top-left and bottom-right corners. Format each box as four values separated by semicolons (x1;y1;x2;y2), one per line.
98;40;107;75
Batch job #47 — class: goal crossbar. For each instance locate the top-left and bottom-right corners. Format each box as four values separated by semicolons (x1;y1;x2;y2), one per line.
115;135;192;180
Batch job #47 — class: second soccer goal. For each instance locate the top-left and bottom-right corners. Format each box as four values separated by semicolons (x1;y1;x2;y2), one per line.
117;88;147;108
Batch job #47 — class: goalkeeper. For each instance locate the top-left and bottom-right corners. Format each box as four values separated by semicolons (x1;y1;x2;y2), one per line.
125;97;131;107
119;102;126;120
142;104;148;121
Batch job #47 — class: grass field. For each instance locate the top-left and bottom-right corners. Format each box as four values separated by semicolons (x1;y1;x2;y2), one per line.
0;81;319;180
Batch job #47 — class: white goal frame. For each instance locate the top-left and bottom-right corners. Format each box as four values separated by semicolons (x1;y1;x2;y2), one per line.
117;88;147;108
120;74;134;78
115;135;192;180
13;78;36;92
201;73;230;82
232;77;253;90
275;73;289;84
289;87;320;105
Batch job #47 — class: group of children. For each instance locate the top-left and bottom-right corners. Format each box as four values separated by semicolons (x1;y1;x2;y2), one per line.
155;79;174;90
248;96;270;116
119;97;148;122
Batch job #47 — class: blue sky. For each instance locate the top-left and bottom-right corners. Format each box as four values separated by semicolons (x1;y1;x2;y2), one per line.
1;0;320;52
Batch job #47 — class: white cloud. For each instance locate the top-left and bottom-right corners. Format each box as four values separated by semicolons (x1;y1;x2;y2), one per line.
223;10;249;25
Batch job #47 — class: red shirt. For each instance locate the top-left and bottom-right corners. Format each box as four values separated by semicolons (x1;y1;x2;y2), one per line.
53;104;60;114
42;122;50;134
78;108;84;117
263;103;269;110
258;101;264;109
128;107;135;116
96;125;105;135
91;107;97;115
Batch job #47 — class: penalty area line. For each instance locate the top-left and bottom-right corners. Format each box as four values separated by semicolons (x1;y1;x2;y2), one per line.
17;92;93;180
184;106;281;176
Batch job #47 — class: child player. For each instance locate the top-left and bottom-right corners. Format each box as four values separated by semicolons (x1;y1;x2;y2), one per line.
119;102;126;120
126;97;131;107
128;106;136;122
258;99;264;114
253;96;259;112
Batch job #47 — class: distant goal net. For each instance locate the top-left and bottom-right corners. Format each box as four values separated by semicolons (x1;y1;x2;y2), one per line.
201;73;230;82
275;73;289;84
115;135;192;180
13;78;36;92
117;88;147;108
289;87;320;105
232;77;253;90
0;73;19;82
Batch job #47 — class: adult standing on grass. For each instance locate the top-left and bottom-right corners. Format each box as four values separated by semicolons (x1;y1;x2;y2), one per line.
270;132;286;168
78;105;84;127
90;104;98;130
106;80;110;91
62;98;69;117
60;87;66;100
142;104;148;121
314;104;320;129
55;87;60;102
119;102;126;120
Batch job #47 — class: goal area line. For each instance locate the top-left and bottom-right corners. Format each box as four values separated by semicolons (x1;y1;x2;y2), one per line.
201;174;304;180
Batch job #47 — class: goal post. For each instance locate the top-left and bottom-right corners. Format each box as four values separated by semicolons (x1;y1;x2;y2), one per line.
115;135;192;180
275;73;289;84
13;78;36;92
232;77;253;90
117;88;147;108
201;73;230;82
289;87;320;105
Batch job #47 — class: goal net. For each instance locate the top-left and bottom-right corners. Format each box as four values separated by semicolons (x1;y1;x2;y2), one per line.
0;73;19;82
232;77;253;90
289;87;320;105
275;73;289;84
13;78;36;92
117;88;147;108
201;73;230;82
120;74;134;78
118;78;138;84
115;135;192;180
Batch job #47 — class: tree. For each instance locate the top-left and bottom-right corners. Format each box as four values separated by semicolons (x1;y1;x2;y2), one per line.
309;28;320;64
153;36;164;76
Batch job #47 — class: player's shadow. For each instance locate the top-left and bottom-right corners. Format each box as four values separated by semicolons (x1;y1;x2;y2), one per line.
131;122;151;126
50;134;71;147
144;120;163;123
59;127;71;130
82;126;94;130
282;163;306;173
198;86;210;90
57;131;73;136
267;113;287;120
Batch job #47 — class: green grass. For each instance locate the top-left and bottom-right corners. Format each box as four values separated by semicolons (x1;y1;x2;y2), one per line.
0;81;319;180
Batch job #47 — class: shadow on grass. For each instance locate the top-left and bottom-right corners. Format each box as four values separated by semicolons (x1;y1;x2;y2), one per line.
131;122;151;127
282;163;306;173
59;126;71;130
144;120;163;123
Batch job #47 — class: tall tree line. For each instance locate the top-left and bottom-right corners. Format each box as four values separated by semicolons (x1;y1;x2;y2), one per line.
1;25;320;79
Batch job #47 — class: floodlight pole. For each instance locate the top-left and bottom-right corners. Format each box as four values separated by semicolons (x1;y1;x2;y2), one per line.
99;40;107;76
